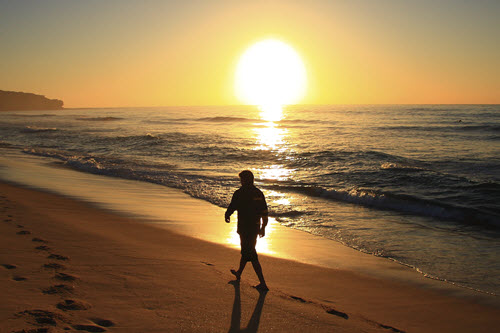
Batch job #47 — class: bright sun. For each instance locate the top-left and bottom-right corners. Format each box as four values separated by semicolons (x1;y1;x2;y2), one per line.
235;39;307;120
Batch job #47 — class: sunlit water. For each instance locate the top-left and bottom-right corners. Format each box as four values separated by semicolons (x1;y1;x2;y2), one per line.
0;104;499;294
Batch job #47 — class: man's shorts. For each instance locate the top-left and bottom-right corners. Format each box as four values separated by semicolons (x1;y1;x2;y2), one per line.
239;232;258;262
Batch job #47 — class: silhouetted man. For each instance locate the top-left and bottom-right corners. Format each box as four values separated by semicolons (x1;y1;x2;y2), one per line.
225;170;269;291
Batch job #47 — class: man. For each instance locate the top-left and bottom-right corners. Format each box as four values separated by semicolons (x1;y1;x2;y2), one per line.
225;170;269;291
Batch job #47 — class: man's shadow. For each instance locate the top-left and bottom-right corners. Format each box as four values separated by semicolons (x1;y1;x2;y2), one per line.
228;280;267;333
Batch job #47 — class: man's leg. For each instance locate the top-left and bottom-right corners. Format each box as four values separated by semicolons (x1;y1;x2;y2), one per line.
231;234;251;280
251;259;268;290
231;257;246;280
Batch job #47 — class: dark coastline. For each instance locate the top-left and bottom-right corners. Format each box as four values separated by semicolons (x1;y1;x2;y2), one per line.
0;90;63;111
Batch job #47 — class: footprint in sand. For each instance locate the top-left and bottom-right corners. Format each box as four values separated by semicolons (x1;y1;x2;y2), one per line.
201;261;215;266
1;263;17;269
32;237;49;243
16;309;67;326
72;324;106;332
289;295;308;303
378;324;406;333
90;318;115;328
47;254;69;261
324;307;349;319
35;245;51;251
54;272;79;282
42;284;74;295
286;294;349;320
13;328;51;333
16;224;24;228
12;276;27;281
43;263;66;270
56;299;91;311
72;318;115;332
16;230;31;235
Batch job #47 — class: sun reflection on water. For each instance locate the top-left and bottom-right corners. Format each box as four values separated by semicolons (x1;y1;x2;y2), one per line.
253;104;295;208
258;165;292;181
259;104;283;122
254;105;287;151
254;124;286;151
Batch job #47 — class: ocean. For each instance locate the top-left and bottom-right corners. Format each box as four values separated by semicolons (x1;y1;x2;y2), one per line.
0;104;499;295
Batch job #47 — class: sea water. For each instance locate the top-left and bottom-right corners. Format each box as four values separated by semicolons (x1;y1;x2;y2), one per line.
0;104;499;295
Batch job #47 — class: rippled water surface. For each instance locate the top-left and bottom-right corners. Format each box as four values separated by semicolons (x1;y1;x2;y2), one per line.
1;104;499;294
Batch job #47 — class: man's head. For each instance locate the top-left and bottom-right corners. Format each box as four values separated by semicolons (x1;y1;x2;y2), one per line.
239;170;254;186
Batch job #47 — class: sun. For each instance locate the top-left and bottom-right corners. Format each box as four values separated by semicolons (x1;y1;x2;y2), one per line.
235;39;307;121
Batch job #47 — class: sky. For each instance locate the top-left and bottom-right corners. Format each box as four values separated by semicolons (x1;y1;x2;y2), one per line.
1;0;499;107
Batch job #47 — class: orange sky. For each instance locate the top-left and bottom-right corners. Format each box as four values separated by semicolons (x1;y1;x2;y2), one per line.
1;0;499;107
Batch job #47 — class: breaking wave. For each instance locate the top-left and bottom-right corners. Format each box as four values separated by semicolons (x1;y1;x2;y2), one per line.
21;147;500;229
271;185;500;228
22;126;58;133
197;116;257;122
76;116;124;121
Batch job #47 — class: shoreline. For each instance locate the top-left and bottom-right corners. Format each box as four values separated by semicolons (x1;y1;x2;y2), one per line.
1;149;498;301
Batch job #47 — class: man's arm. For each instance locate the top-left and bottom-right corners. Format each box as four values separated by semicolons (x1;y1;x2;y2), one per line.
259;215;268;237
225;191;238;223
258;190;269;237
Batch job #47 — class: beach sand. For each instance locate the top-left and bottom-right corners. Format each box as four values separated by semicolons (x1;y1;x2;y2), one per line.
1;180;499;332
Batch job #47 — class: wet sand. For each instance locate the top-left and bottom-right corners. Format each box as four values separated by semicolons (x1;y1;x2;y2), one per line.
1;180;499;332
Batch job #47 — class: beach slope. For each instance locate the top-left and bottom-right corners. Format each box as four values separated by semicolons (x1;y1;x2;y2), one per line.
1;181;498;332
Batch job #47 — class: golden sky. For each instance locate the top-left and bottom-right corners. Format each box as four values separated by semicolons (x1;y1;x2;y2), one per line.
1;0;499;107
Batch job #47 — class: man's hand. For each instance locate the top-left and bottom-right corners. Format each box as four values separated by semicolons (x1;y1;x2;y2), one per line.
259;216;268;238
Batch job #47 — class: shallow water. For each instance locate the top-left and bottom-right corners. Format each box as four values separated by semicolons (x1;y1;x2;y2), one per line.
0;104;499;294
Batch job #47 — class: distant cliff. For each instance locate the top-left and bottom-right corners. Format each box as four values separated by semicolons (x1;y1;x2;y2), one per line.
0;90;64;111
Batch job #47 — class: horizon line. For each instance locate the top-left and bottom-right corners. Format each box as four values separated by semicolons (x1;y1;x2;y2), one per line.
62;102;500;110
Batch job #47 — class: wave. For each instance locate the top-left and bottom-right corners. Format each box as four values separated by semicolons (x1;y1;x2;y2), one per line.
407;107;436;111
109;133;160;141
271;210;307;218
459;125;500;133
465;181;500;192
11;113;57;118
377;125;445;132
406;106;466;112
270;184;500;228
380;162;425;172
376;124;500;136
196;116;332;126
0;141;17;148
272;149;425;174
21;126;58;133
21;146;499;229
142;119;190;125
76;116;124;121
194;116;329;124
197;116;257;122
87;132;182;148
290;149;412;166
280;119;331;124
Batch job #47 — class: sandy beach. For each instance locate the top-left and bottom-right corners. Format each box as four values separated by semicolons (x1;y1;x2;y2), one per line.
1;179;499;333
